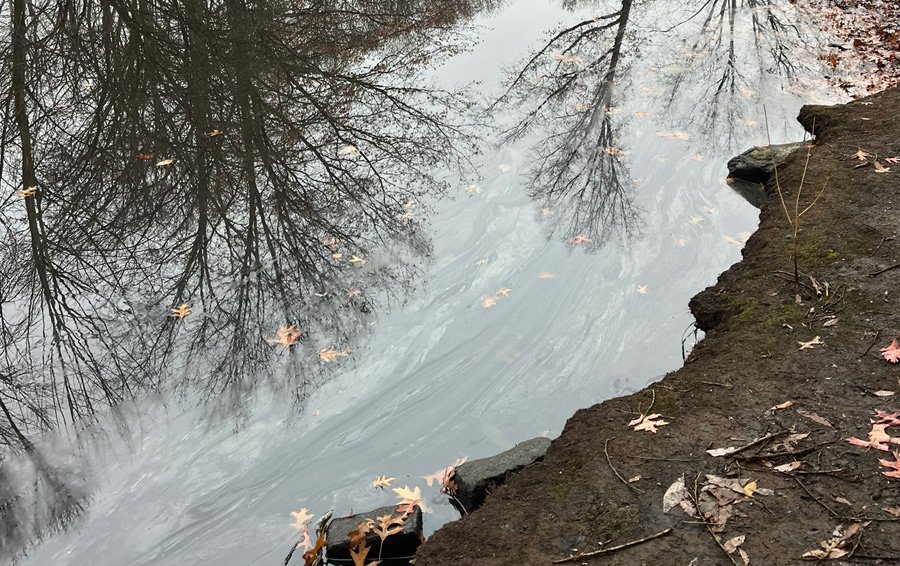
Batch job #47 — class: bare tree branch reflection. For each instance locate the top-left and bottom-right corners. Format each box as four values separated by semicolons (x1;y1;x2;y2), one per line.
0;0;490;446
657;0;818;149
493;0;640;246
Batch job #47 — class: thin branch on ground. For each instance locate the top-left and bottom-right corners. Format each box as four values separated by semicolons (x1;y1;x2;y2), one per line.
551;528;673;564
792;475;839;517
859;329;881;359
604;438;644;494
870;261;900;277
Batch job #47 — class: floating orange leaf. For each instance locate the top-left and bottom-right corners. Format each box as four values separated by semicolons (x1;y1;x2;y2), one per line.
170;304;192;319
268;325;301;347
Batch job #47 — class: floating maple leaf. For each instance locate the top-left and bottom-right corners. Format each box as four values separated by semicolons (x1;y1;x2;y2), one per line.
349;255;367;265
424;457;467;494
267;325;301;347
481;297;497;308
16;186;38;198
629;413;669;433
498;163;512;172
601;146;628;156
880;339;900;363
495;288;512;298
393;485;430;514
400;211;414;221
372;475;395;489
170;304;192;319
633;111;655;118
688;215;703;225
338;144;359;157
155;158;174;167
290;508;313;532
637;284;648;295
465;184;480;194
537;271;557;280
319;347;350;363
569;234;592;246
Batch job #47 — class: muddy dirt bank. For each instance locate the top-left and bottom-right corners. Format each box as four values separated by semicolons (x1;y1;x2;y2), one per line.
416;87;900;565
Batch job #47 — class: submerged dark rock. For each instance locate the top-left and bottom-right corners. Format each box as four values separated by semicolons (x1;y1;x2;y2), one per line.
449;436;551;516
326;505;423;564
727;142;806;184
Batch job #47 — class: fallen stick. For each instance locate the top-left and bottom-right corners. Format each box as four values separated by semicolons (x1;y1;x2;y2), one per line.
551;528;672;564
604;438;644;494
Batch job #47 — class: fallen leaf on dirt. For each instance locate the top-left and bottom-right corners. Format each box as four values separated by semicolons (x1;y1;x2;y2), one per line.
774;461;802;472
873;160;892;173
886;156;900;164
874;390;896;397
768;400;794;412
847;423;900;451
875;410;900;426
883;506;900;516
879;451;900;479
851;149;872;161
834;497;853;507
707;446;738;457
372;476;395;489
629;413;669;433
628;475;642;483
662;475;697;516
723;535;745;554
880;339;900;363
823;318;839;327
801;522;867;560
798;336;823;350
797;409;833;428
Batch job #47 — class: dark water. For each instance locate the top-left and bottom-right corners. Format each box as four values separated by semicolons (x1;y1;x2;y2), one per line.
0;0;846;563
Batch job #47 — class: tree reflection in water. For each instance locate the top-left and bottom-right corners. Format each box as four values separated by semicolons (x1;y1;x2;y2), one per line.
0;0;492;549
492;0;641;247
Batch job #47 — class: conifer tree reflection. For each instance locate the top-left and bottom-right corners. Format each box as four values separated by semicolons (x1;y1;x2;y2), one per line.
493;0;639;247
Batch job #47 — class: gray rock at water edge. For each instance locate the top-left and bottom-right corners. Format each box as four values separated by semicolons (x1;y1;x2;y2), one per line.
449;436;552;516
325;505;423;564
727;141;806;184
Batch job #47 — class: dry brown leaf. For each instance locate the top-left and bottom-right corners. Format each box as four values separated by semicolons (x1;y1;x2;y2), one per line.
723;535;745;554
629;413;669;433
774;461;802;472
883;506;900;516
874;390;896;397
768;400;794;412
798;336;823;350
873;160;892;173
796;409;833;428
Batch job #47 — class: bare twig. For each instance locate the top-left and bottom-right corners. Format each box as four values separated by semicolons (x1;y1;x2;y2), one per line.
859;329;881;359
792;475;838;517
870;261;900;277
604;438;644;494
552;528;673;563
722;430;790;458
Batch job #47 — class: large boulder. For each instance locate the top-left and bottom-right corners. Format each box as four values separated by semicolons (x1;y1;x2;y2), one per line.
326;505;423;563
449;437;551;516
727;141;805;184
